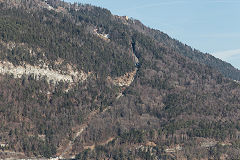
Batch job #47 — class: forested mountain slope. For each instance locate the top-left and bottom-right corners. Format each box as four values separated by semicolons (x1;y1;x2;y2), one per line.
0;0;240;159
129;20;240;81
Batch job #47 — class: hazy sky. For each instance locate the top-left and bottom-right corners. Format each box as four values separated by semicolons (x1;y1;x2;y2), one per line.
65;0;240;69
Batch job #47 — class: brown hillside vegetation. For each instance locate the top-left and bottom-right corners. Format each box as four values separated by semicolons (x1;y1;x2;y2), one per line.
0;0;240;159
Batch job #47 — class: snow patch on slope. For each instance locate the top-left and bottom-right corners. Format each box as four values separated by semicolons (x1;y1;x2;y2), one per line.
93;29;110;41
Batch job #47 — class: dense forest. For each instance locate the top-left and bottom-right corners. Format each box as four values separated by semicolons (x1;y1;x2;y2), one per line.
0;0;240;159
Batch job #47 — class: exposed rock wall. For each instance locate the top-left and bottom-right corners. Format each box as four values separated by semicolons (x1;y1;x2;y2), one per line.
0;60;89;84
108;68;137;87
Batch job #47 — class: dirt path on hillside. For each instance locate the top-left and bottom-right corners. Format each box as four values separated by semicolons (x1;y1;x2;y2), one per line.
58;47;139;159
57;110;97;159
58;106;113;159
83;137;115;151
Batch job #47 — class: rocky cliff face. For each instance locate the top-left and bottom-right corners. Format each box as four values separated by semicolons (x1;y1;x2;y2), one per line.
0;60;89;85
108;68;137;87
0;0;240;159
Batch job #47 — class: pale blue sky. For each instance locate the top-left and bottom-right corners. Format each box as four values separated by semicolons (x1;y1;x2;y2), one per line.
65;0;240;69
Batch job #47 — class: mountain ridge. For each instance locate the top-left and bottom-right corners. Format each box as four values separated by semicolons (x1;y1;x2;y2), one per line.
128;18;240;81
0;0;240;159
